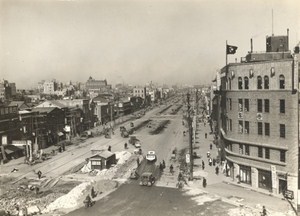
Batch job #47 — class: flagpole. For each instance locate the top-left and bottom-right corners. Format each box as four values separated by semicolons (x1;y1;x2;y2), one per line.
226;40;228;74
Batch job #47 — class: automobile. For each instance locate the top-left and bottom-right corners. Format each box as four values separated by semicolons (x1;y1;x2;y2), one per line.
129;136;139;144
146;151;156;162
139;172;155;186
134;140;141;148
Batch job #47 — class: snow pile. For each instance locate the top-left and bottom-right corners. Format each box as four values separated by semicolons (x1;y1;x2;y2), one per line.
42;182;91;213
116;151;132;165
81;161;92;173
183;186;220;205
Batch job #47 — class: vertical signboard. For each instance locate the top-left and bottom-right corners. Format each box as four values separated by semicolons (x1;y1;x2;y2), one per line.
271;165;277;189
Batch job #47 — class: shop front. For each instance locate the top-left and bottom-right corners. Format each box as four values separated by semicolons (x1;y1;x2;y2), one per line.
239;165;251;185
258;169;272;191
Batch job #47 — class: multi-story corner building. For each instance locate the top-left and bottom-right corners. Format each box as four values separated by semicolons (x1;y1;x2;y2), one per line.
86;77;112;96
133;87;146;99
216;33;299;208
43;80;58;95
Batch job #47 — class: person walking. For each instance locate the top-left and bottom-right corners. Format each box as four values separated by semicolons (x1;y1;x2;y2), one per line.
210;143;212;150
136;157;140;167
202;160;205;170
261;206;267;216
108;145;111;152
37;170;42;179
205;133;207;139
162;160;166;169
208;158;212;166
215;166;219;175
202;178;207;188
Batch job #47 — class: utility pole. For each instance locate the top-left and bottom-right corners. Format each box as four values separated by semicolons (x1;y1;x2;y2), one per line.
187;92;193;180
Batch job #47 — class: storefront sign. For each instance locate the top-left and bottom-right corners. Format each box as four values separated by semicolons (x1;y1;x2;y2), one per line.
271;165;277;189
284;190;294;200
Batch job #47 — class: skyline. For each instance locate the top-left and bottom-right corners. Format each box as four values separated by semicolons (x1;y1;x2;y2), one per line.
0;0;299;89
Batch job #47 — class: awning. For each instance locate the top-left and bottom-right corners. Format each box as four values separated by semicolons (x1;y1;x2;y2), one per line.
4;145;23;155
57;132;64;136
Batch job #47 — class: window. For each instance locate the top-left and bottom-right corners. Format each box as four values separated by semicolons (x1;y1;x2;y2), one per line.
257;76;262;89
279;75;285;89
258;146;263;158
264;99;269;113
264;123;270;136
238;99;243;111
239;144;244;154
280;150;286;162
244;77;249;89
265;148;270;159
228;78;232;90
244;99;249;112
238;121;243;133
258;122;263;135
280;124;285;138
264;76;269;89
245;121;249;134
229;98;232;110
257;99;262;112
280;99;285;113
245;145;250;155
238;77;243;89
229;119;232;131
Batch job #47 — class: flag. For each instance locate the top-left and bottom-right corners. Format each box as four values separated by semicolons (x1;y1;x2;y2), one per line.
226;45;238;54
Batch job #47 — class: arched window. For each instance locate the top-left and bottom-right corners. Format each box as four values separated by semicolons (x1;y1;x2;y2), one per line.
257;76;262;89
244;77;249;89
228;78;232;90
279;75;285;89
264;76;269;89
238;77;243;89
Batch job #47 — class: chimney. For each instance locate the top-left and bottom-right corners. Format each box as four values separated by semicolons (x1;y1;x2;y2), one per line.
250;38;253;53
287;28;289;50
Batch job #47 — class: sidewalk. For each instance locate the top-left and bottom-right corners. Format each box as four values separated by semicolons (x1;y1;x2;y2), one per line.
192;119;295;215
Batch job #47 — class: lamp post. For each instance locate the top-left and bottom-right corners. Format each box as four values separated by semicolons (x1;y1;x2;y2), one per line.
187;92;193;180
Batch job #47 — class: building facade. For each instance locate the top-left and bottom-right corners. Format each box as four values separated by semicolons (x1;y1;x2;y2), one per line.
217;34;299;208
133;87;146;99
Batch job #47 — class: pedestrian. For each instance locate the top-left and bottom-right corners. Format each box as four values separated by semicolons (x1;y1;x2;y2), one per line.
62;143;65;151
213;158;216;166
207;151;210;158
202;177;207;188
170;164;174;174
159;163;163;172
261;206;267;216
202;160;205;170
209;158;212;166
210;143;212;150
215;166;219;175
137;157;140;166
35;186;40;195
37;170;42;179
91;187;97;198
162;160;166;169
177;172;183;181
205;133;207;139
108;145;111;152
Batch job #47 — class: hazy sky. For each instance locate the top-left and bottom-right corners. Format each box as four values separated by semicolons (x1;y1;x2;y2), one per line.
0;0;299;89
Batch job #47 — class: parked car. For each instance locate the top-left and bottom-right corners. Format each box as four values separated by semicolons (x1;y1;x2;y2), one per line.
139;172;155;186
146;151;156;162
134;140;141;148
129;136;139;145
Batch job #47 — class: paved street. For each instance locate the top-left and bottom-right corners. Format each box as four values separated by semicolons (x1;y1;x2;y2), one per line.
66;183;235;216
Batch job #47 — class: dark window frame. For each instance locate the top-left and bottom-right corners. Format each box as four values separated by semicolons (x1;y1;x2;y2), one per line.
264;122;270;136
280;124;285;138
280;99;285;113
279;75;285;89
238;77;243;89
244;77;249;89
258;146;263;158
257;99;263;112
244;99;249;112
257;76;262;89
264;99;269;113
265;148;270;159
258;122;263;135
280;150;286;162
264;76;269;89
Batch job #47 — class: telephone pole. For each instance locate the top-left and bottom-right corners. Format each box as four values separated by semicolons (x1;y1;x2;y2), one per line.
187;92;193;180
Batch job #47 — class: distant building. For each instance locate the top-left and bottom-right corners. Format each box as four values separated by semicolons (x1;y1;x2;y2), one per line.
86;77;112;96
215;32;299;208
133;87;146;99
43;80;58;95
